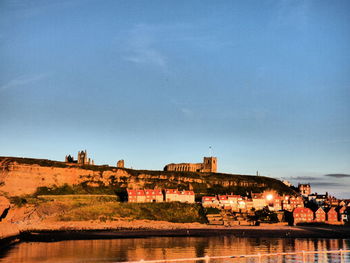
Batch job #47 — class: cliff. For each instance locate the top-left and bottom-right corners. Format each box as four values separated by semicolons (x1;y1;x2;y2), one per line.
0;156;296;197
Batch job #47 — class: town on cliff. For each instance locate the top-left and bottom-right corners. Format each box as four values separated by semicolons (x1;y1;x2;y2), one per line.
0;150;350;229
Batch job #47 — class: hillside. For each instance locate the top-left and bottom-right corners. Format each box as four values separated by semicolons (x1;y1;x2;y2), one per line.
0;156;296;197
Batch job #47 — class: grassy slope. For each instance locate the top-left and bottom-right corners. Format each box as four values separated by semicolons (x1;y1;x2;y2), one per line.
0;156;296;196
14;195;207;223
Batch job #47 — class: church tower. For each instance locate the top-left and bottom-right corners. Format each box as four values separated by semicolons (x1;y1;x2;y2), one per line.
202;157;217;173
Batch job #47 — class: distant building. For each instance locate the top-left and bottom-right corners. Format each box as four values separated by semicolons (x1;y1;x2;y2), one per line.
127;189;138;203
117;160;124;168
308;193;328;206
164;157;217;173
337;206;347;222
65;154;77;163
251;193;266;210
65;150;94;165
178;190;195;203
298;184;311;197
293;207;314;224
135;189;146;203
144;189;163;202
314;207;326;223
127;189;163;203
326;207;338;224
202;196;219;207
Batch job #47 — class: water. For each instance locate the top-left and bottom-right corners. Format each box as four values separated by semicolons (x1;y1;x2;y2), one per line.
1;237;350;263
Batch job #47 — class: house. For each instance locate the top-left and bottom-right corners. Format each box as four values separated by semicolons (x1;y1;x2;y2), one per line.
179;190;195;203
154;189;164;202
308;193;328;206
144;189;163;202
227;195;242;211
272;195;282;211
127;189;137;203
245;198;254;211
326;207;338;224
298;184;311;197
293;207;314;224
289;196;304;209
218;195;230;207
136;189;146;203
314;207;326;223
202;196;218;207
165;189;180;202
127;189;147;203
337;206;347;222
252;193;266;210
144;189;155;202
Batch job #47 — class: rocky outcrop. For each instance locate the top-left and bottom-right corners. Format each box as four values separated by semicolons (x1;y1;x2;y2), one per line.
0;157;295;197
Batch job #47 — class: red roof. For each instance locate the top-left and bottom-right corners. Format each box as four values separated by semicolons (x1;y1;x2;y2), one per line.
136;190;145;196
154;189;162;195
218;195;228;200
166;189;180;194
144;189;156;196
315;207;325;214
127;189;137;196
202;196;217;201
227;195;241;198
293;207;313;214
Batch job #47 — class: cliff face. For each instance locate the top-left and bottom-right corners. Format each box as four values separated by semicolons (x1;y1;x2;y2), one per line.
0;157;295;197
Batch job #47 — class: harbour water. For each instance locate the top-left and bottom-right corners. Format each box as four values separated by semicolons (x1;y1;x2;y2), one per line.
1;236;350;263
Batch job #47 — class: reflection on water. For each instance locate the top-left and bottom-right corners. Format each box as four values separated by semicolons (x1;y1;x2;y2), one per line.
1;236;349;263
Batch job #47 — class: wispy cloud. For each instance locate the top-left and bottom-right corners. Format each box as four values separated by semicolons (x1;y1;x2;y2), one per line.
285;176;319;181
311;182;343;187
324;174;350;178
0;74;46;91
122;24;168;72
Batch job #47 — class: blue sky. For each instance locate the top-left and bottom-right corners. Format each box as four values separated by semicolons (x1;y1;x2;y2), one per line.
1;0;349;198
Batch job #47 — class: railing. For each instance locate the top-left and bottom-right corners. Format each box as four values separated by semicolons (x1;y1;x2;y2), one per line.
114;249;350;263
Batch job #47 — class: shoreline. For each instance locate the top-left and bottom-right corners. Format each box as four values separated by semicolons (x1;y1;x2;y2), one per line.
2;220;350;250
4;224;350;244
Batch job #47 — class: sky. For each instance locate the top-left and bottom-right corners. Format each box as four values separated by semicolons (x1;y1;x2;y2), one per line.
0;0;349;198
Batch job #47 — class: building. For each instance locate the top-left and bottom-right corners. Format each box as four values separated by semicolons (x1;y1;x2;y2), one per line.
164;189;180;202
164;157;217;173
143;189;163;202
178;191;195;203
293;207;314;224
251;193;266;210
127;189;138;203
337;206;347;222
227;195;242;211
202;196;219;207
314;207;326;223
135;189;146;203
298;184;311;197
65;150;94;165
326;207;338;224
127;189;146;203
308;193;328;206
218;195;230;208
117;160;124;168
127;189;194;203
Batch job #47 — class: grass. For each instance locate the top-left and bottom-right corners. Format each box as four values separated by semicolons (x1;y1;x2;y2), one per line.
52;201;208;223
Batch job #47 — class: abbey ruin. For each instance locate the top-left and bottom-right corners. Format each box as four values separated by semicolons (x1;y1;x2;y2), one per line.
163;157;217;173
65;150;94;165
